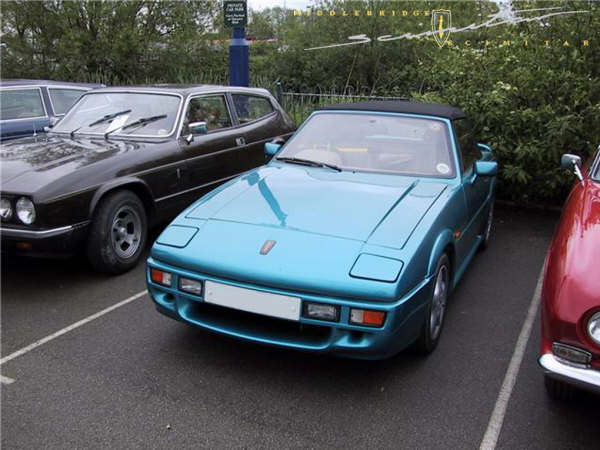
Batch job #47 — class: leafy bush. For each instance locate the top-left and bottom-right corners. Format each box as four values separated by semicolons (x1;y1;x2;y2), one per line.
2;0;599;205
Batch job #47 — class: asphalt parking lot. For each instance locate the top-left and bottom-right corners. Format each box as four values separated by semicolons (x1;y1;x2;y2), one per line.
1;206;599;449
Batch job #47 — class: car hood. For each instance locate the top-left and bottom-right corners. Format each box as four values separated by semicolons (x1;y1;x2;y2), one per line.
153;164;447;299
552;181;600;315
186;164;447;245
0;134;150;194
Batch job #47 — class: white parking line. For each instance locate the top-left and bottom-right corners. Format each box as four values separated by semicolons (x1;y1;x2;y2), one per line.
0;290;148;372
479;265;545;450
0;375;15;385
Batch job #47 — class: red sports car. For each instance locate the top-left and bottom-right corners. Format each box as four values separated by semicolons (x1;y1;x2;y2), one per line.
539;147;600;399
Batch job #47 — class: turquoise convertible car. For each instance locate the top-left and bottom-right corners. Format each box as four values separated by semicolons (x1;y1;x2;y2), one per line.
147;101;497;359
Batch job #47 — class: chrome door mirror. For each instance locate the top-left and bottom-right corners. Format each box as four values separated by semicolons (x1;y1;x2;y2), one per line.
44;116;61;132
189;121;207;135
561;153;584;182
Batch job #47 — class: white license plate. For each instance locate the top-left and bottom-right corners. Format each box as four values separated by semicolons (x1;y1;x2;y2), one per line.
204;281;301;321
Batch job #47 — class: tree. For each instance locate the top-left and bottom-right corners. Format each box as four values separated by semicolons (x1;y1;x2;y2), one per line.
0;0;219;83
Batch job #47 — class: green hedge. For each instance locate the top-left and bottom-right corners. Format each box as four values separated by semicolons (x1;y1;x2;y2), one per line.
2;0;599;205
410;42;600;204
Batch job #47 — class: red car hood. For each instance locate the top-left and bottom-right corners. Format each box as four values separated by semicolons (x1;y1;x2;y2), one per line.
548;180;600;314
542;179;600;358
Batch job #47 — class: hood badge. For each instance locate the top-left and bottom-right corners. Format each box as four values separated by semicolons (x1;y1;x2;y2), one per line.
260;240;276;255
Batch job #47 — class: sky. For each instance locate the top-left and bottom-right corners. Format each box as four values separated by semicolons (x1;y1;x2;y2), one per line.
247;1;508;12
247;0;314;11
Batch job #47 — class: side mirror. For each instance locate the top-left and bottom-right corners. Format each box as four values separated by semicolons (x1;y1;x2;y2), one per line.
265;142;282;156
561;153;584;181
189;121;207;135
44;116;61;132
474;160;498;177
477;142;493;152
477;143;493;161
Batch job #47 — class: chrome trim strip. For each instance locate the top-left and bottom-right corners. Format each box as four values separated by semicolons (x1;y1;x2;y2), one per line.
47;87;89;116
0;86;48;122
539;353;600;394
0;221;89;239
176;88;276;138
155;171;246;203
177;92;236;139
590;144;600;182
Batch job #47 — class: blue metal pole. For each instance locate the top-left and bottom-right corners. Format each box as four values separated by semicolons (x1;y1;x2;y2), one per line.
229;27;249;87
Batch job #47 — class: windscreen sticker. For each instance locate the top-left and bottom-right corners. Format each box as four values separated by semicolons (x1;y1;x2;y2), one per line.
436;163;450;174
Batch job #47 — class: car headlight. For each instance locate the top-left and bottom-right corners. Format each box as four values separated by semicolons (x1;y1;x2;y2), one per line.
0;198;12;221
179;277;203;296
588;311;600;345
15;197;36;224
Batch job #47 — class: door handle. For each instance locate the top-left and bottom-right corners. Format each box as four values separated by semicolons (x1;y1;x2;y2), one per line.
236;137;246;146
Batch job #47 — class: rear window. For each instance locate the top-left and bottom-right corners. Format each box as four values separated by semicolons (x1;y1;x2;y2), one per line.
49;88;87;115
231;94;274;123
0;88;46;120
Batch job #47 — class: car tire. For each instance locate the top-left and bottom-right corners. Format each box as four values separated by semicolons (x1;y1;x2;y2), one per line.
87;190;147;274
544;375;576;401
413;253;450;354
479;200;494;251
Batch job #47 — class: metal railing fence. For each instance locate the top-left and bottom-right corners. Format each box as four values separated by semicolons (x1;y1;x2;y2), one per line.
274;82;410;124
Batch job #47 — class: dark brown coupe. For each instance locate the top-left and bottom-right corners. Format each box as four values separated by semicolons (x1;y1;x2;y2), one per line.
0;85;296;273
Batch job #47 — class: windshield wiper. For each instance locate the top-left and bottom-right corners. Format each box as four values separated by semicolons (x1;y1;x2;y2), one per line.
104;114;167;139
276;156;342;172
69;109;132;138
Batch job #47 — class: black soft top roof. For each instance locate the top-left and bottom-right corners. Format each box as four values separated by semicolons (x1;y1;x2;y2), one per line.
320;100;467;120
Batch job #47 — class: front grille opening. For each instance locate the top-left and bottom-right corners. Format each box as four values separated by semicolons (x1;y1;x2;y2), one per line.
185;300;332;347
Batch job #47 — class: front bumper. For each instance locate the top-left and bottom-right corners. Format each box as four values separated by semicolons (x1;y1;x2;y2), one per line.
0;221;89;257
539;353;600;395
147;257;433;360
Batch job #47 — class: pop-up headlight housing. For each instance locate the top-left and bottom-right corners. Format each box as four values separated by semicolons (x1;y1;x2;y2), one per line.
349;254;403;282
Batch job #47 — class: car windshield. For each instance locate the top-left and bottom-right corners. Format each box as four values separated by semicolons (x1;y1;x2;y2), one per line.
53;92;181;137
593;150;600;182
277;112;455;177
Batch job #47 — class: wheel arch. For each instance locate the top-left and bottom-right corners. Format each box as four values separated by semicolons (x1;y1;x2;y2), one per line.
88;178;155;222
427;230;455;282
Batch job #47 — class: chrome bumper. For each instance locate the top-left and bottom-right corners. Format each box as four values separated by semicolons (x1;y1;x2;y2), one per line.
539;353;600;394
0;221;90;239
0;225;73;239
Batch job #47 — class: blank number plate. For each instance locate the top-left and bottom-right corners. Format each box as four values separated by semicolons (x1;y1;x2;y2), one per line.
204;281;300;321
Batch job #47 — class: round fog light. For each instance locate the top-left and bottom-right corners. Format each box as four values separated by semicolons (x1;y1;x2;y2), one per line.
0;198;12;221
588;311;600;345
16;197;36;224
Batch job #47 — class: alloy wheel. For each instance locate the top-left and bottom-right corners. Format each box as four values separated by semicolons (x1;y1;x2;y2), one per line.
110;206;142;259
430;264;449;340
